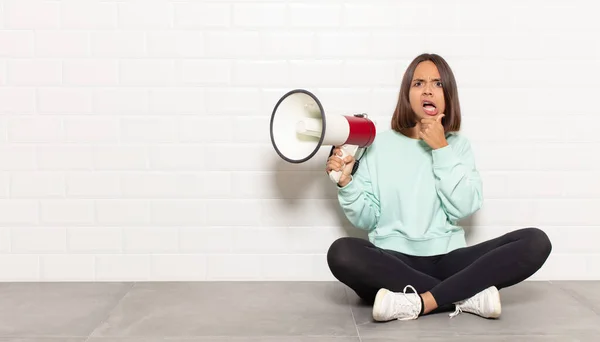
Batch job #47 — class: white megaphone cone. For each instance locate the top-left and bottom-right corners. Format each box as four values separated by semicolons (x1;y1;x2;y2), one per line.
270;89;376;184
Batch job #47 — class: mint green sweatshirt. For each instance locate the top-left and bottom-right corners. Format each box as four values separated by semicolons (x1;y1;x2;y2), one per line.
337;129;483;256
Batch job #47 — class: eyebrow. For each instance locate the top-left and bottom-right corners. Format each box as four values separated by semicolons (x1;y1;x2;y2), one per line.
412;78;441;82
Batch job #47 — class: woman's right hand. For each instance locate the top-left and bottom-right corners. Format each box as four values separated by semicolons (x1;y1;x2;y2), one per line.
326;147;355;187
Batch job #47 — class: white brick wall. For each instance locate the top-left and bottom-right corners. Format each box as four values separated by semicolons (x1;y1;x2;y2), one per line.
0;0;597;281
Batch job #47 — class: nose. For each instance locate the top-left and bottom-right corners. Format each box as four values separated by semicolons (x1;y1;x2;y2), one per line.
422;82;433;95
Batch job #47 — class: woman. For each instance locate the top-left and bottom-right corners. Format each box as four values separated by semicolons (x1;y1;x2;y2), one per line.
325;53;552;321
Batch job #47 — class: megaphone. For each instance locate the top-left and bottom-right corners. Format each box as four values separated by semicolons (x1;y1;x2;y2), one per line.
270;89;376;184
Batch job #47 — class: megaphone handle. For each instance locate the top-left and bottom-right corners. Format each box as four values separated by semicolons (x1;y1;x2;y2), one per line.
329;144;358;184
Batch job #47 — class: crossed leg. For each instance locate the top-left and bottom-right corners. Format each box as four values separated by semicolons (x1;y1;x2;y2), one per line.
424;227;552;312
327;227;552;316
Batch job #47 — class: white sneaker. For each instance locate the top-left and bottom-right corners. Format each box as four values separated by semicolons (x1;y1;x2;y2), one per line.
372;285;422;322
449;286;501;319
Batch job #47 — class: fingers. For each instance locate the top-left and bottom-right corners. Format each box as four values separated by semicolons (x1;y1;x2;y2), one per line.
326;156;344;172
421;113;444;125
326;153;354;173
332;147;343;157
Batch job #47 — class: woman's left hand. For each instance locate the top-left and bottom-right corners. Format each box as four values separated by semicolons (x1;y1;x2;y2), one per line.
419;113;448;150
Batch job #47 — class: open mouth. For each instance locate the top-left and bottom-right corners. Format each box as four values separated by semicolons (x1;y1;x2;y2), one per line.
422;100;438;116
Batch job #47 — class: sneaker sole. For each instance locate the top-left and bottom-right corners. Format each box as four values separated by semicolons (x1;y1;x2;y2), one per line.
487;286;502;319
372;288;390;322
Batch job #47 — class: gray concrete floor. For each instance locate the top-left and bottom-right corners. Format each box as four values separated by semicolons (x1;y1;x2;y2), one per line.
0;281;599;341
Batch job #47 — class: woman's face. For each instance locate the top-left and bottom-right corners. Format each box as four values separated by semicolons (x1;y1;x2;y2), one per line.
409;61;446;121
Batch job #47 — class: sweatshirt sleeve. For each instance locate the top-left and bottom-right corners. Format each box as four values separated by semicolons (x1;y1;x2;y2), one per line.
336;148;380;231
431;137;483;223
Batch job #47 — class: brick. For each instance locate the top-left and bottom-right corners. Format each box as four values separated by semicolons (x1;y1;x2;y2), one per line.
201;172;232;199
67;227;122;253
0;88;36;114
66;172;120;198
120;118;177;143
343;61;399;86
93;88;149;115
204;88;260;115
261;255;330;281
95;200;151;226
119;60;175;86
261;32;314;58
120;173;203;199
289;4;341;27
64;117;119;143
232;61;288;86
180;60;231;85
38;88;93;114
232;4;286;27
93;145;148;170
4;0;60;29
0;255;39;281
35;31;89;57
0;31;34;57
95;255;151;281
174;2;230;28
206;254;261;280
150;200;207;226
7;60;62;86
371;33;428;58
149;145;206;170
206;200;261;226
178;117;234;143
117;0;172;29
40;255;95;281
147;31;205;58
316;32;371;58
203;144;271;172
205;31;260;58
8;117;64;143
0;146;36;170
179;227;233;253
37;145;94;170
260;199;341;227
151;255;207;281
91;31;145;58
289;60;343;87
10;227;66;253
10;171;65;198
123;227;178;253
343;4;413;28
63;60;119;86
61;0;118;29
40;200;95;226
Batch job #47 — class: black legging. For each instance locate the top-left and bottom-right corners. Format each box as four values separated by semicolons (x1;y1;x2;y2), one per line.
327;227;552;312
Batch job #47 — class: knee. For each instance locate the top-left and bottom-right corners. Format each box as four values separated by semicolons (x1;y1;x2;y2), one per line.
327;237;361;274
521;227;552;262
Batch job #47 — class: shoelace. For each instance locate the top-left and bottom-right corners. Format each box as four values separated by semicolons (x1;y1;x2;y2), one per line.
449;305;462;318
449;295;480;318
394;285;421;320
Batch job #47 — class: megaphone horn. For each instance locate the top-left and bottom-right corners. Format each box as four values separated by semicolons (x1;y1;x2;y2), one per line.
270;89;376;184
